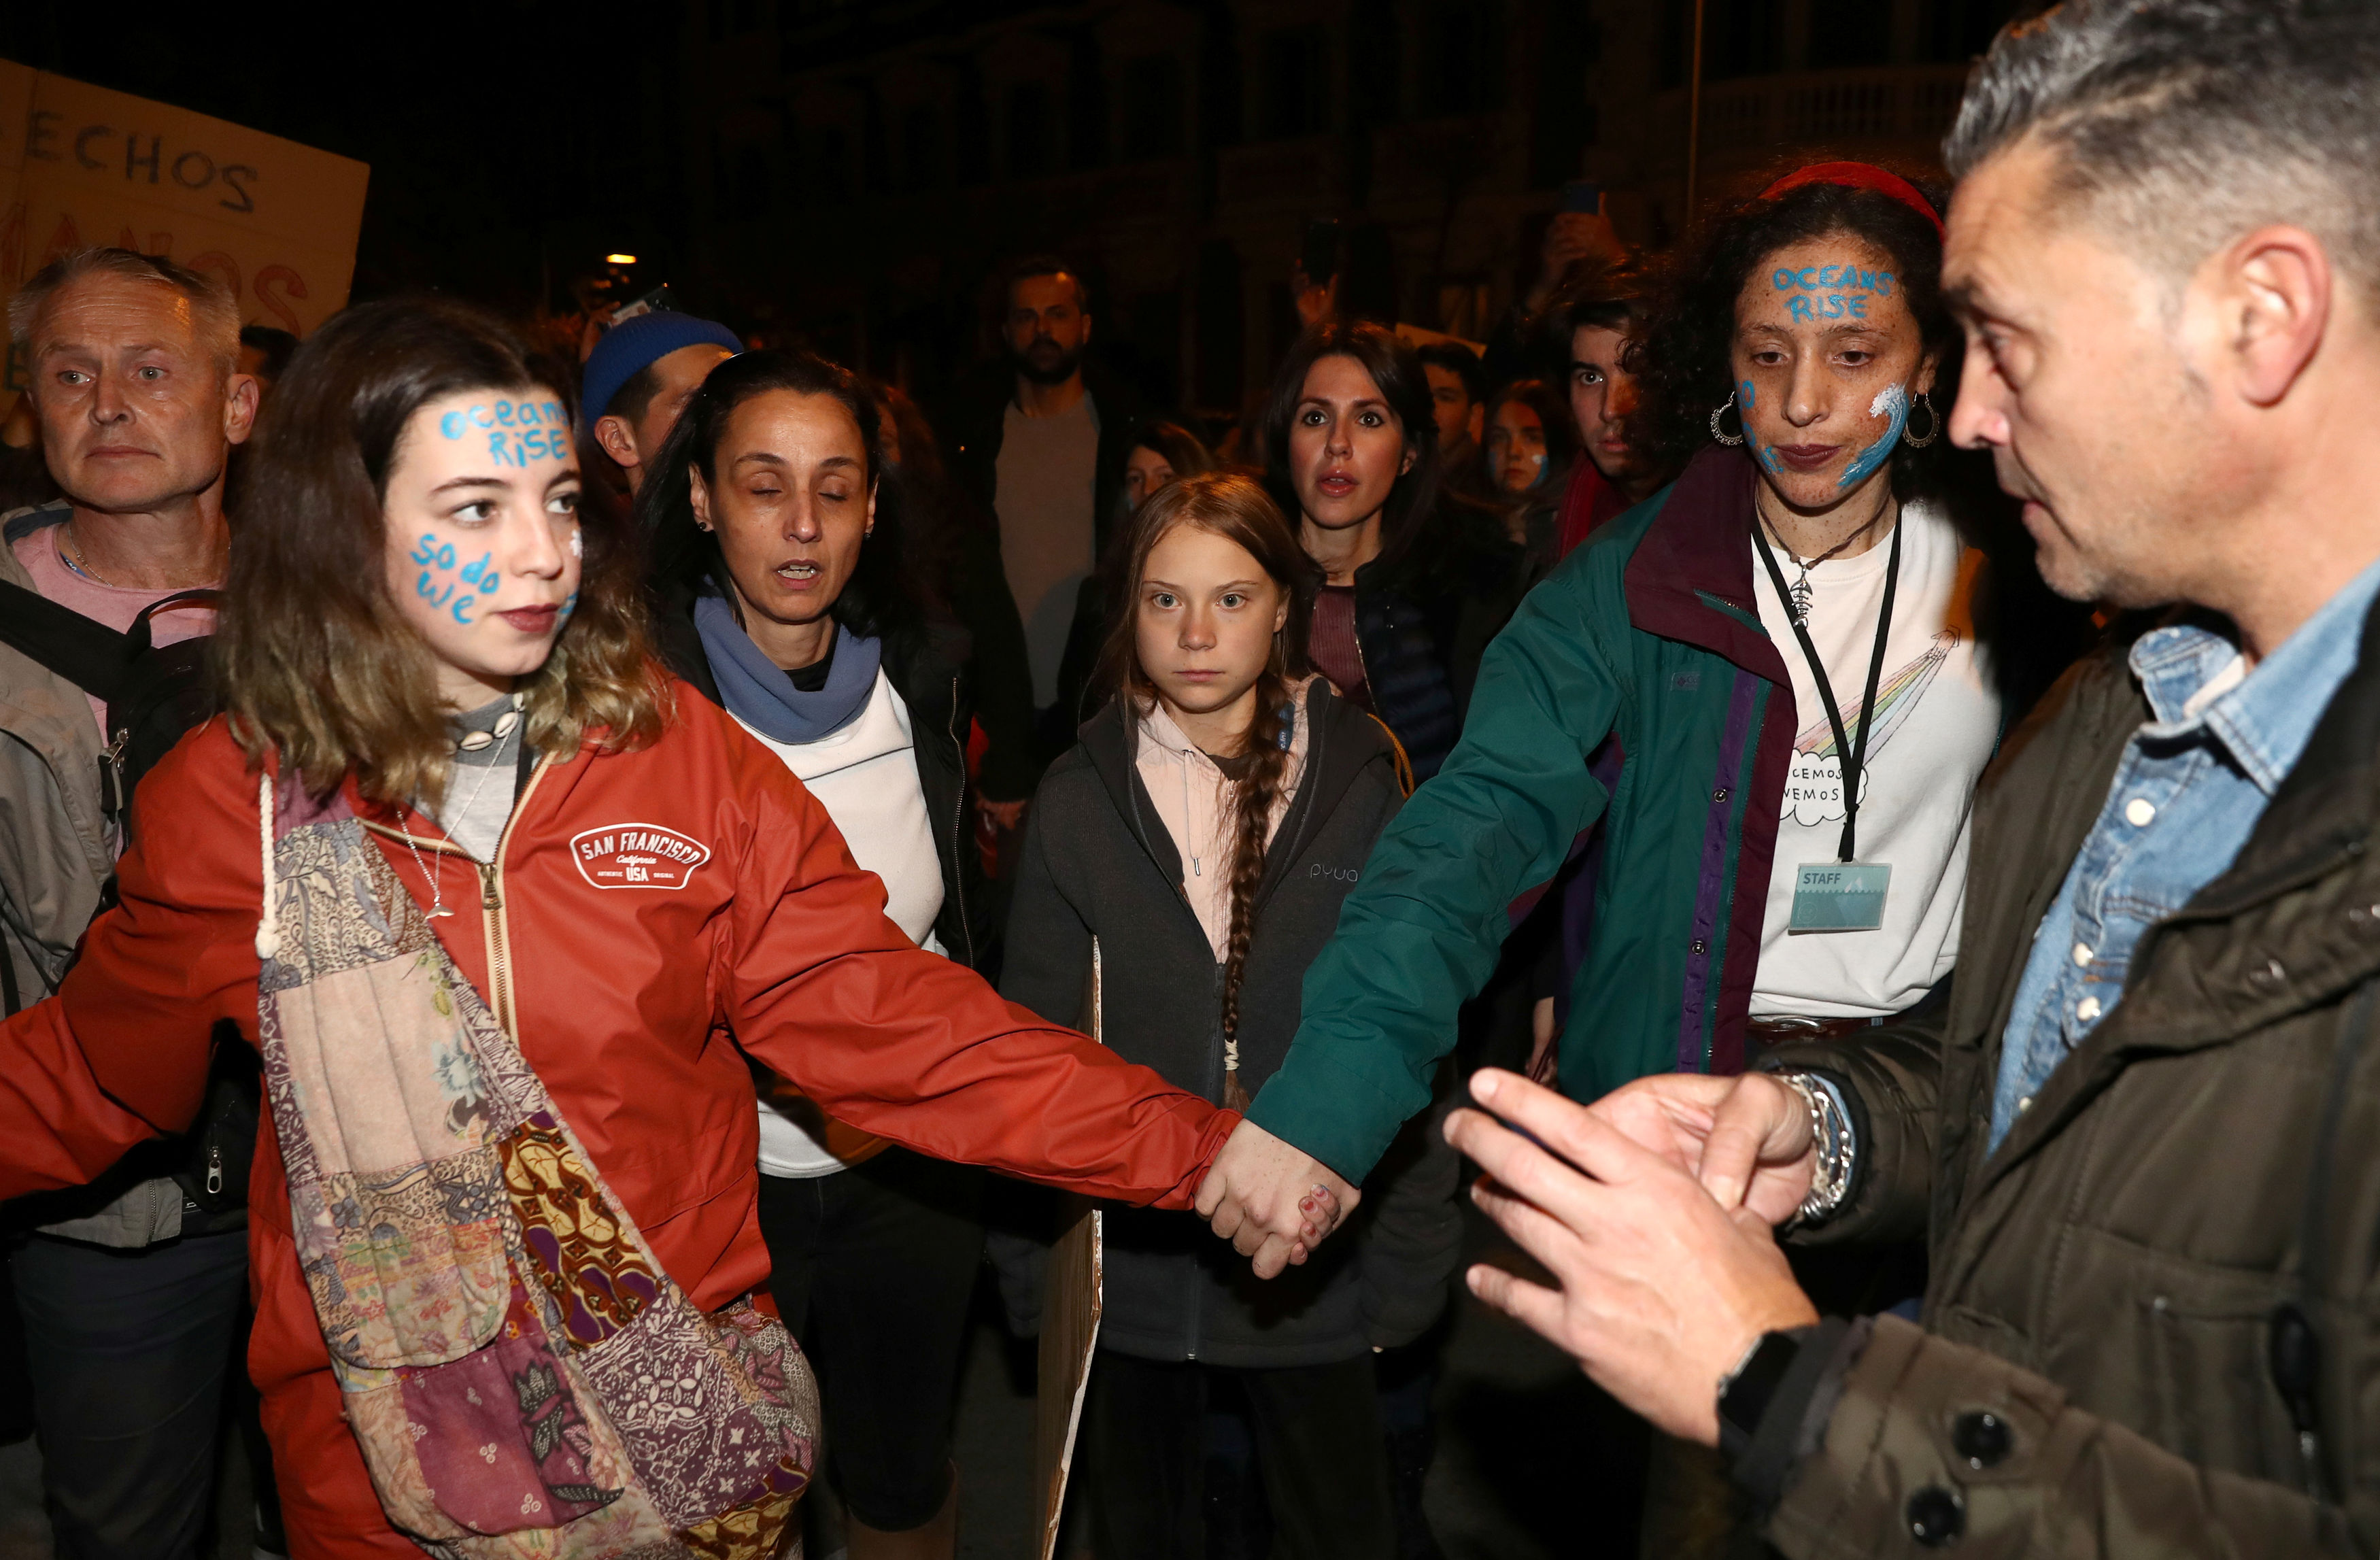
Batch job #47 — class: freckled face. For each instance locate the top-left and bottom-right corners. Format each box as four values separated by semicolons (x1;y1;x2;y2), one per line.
383;389;582;708
1732;236;1934;509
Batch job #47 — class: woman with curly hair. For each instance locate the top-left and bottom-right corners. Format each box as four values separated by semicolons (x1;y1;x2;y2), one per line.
1243;160;2079;1238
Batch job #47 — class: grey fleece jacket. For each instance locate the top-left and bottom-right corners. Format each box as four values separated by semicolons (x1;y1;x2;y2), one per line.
1;501;186;1245
993;679;1461;1367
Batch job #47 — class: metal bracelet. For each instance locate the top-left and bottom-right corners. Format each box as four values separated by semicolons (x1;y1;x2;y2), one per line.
1776;1072;1854;1224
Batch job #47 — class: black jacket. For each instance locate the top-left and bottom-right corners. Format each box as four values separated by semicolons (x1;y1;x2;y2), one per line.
936;360;1155;754
657;605;987;970
993;681;1461;1366
938;358;1151;572
1353;506;1529;784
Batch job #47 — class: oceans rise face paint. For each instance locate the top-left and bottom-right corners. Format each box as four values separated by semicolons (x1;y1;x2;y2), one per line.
1769;262;1897;326
1731;235;1932;509
439;395;573;468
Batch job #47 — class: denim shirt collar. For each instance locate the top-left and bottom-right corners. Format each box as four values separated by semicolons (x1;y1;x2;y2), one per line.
2128;554;2380;796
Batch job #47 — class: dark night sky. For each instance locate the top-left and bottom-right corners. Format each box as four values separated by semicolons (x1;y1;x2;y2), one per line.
1;5;674;312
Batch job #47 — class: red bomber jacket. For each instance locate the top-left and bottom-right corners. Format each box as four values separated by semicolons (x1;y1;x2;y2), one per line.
0;688;1236;1557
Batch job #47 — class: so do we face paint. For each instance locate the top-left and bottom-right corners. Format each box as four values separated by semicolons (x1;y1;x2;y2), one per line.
384;388;585;708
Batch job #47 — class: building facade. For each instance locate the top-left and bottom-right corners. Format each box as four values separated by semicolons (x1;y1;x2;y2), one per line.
672;0;2023;421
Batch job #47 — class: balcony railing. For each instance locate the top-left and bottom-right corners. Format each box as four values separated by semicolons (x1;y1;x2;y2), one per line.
1657;63;1975;165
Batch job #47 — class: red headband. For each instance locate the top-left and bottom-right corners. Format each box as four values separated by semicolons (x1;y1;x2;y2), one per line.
1758;162;1943;238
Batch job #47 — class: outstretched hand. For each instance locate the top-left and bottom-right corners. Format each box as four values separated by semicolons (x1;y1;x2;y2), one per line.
1444;1069;1817;1444
1195;1119;1361;1279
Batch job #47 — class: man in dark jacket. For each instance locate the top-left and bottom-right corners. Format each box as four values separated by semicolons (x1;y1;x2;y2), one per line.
1437;3;2380;1553
937;257;1149;754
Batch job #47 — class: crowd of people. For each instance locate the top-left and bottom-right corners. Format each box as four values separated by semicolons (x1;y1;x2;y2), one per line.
5;1;2380;1557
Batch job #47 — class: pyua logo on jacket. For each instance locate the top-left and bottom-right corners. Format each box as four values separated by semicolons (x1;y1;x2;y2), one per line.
570;823;711;889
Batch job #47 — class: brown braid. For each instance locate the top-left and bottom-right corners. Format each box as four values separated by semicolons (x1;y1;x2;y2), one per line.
1219;652;1295;1072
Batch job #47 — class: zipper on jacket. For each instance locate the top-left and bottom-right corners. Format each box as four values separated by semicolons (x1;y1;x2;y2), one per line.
476;859;513;1032
946;675;976;968
205;1144;223;1198
360;758;547;1037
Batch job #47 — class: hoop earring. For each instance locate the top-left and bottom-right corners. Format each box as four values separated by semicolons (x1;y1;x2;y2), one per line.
1903;391;1940;448
1708;392;1746;447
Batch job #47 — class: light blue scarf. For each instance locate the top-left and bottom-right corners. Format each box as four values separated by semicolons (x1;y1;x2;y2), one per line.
692;594;883;745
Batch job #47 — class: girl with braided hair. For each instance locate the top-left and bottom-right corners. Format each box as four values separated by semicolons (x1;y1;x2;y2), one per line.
994;470;1459;1560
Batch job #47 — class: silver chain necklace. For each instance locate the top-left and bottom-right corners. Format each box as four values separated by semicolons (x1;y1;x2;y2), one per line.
1756;498;1893;627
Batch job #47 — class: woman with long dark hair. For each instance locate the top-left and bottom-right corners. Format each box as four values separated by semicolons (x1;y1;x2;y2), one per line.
1481;375;1581;577
0;301;1322;1558
996;471;1455;1560
639;349;992;1559
1259;320;1525;783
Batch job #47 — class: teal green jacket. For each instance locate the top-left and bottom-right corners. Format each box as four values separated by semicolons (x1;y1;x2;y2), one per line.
1248;448;1807;1180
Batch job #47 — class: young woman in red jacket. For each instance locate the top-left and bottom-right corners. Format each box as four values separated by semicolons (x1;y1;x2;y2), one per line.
0;299;1342;1559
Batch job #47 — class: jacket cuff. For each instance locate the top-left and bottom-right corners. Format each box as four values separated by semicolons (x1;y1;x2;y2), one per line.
1244;1049;1406;1183
1729;1315;1871;1514
1764;1314;2067;1557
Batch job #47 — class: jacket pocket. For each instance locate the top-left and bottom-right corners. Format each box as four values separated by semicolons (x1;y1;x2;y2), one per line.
2135;1291;2302;1479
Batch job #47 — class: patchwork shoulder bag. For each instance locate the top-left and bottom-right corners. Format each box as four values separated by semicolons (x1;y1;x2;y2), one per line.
250;771;818;1558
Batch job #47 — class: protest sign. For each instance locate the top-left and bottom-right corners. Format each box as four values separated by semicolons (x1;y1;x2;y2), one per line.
0;61;369;398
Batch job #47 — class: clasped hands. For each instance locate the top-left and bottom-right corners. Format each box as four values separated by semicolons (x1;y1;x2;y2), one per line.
1193;1119;1360;1280
1442;1068;1826;1446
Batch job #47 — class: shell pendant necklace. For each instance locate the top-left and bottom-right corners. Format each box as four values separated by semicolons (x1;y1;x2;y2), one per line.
402;692;525;918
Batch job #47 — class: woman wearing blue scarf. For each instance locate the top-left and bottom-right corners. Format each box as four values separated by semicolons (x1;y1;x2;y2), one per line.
642;350;984;1560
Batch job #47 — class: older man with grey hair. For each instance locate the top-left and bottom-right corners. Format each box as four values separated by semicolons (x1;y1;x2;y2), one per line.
1438;3;2380;1554
2;247;260;1559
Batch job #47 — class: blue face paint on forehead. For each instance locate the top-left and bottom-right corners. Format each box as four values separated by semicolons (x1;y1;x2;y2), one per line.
1771;262;1894;327
439;397;573;451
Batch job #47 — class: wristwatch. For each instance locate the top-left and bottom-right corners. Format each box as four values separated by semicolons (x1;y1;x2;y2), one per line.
1716;1330;1803;1460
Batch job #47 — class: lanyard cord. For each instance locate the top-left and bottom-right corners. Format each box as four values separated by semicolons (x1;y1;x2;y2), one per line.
1754;515;1902;862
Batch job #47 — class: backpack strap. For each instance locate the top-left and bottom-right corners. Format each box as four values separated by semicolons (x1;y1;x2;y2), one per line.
125;588;223;656
0;577;134;705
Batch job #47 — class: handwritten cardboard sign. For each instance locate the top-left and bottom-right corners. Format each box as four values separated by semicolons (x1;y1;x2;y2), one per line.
0;59;370;397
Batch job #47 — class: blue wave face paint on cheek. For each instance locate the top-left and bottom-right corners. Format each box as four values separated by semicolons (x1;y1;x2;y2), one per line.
1837;382;1909;489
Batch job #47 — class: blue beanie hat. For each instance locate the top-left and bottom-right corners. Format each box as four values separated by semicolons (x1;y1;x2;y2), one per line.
581;311;743;424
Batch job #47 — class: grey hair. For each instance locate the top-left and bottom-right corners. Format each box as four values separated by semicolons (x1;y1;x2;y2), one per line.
1945;0;2380;307
7;247;243;376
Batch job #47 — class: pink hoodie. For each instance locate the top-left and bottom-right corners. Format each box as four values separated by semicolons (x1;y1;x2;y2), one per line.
1132;680;1316;962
